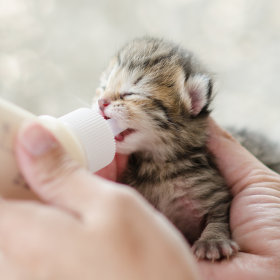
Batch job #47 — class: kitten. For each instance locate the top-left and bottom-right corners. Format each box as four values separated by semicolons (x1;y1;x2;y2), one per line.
229;128;280;173
94;37;239;261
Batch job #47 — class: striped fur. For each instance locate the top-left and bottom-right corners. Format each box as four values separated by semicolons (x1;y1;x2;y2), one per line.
94;37;238;260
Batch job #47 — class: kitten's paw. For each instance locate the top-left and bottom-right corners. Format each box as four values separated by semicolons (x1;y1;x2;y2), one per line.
192;239;239;261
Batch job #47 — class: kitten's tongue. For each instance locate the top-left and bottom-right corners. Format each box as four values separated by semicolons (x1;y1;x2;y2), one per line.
115;133;124;142
114;129;135;142
106;119;134;142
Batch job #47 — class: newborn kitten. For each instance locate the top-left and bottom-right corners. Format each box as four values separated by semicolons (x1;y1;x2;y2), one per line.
229;128;280;174
94;37;239;261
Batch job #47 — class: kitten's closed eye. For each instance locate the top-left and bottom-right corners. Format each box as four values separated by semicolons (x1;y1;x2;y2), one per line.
120;92;134;98
120;92;148;101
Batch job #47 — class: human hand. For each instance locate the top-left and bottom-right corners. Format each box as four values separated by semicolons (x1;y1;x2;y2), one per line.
198;119;280;280
94;152;128;182
0;122;200;280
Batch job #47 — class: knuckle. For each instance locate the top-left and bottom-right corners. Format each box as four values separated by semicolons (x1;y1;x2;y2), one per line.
246;168;280;185
97;187;141;225
108;188;139;211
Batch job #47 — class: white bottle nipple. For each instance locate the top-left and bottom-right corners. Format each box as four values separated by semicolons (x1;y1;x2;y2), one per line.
59;108;121;172
106;118;123;136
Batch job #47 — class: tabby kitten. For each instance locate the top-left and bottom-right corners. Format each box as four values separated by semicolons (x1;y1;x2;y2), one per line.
94;37;239;261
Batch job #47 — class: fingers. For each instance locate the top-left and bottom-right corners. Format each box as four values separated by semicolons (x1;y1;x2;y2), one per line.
95;157;118;181
207;118;274;194
0;201;64;243
115;153;129;180
95;153;128;182
0;201;51;257
15;122;113;217
0;199;82;280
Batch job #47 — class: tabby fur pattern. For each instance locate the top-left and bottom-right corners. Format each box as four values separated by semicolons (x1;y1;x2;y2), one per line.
94;37;239;260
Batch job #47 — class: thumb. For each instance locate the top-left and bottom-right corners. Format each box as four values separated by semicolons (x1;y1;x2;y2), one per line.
207;118;274;195
15;121;108;215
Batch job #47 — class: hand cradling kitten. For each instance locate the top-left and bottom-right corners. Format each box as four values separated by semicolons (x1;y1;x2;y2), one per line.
94;37;238;261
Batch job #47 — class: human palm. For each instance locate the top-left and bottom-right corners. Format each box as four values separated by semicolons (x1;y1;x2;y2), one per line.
199;172;280;279
197;120;280;280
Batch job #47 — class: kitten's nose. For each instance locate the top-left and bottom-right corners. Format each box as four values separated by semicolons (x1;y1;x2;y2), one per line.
98;98;110;111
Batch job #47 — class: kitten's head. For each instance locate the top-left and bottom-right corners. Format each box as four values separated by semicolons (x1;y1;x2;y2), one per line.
94;37;213;159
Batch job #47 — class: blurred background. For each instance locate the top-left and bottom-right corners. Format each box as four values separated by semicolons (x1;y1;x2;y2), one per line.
0;0;279;140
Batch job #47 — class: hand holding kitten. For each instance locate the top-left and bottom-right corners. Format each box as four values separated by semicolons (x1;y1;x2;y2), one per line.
197;119;280;279
99;118;280;279
0;122;199;280
0;119;279;279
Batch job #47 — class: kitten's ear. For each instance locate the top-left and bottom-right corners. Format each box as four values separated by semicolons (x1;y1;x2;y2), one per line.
183;74;213;116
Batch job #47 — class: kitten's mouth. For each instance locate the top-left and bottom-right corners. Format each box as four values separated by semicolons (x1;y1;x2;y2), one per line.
114;128;135;142
100;110;110;120
100;111;135;142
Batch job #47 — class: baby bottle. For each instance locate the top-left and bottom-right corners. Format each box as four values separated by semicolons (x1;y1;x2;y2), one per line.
0;98;121;200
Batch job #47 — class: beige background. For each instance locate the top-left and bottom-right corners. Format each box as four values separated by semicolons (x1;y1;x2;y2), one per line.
0;0;279;140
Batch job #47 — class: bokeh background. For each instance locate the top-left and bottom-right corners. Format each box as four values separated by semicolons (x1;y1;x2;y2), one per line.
0;0;279;140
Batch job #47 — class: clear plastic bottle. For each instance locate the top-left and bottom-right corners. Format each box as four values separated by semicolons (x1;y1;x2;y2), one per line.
0;98;122;200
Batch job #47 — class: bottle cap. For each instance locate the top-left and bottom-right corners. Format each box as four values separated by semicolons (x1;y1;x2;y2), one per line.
59;108;119;172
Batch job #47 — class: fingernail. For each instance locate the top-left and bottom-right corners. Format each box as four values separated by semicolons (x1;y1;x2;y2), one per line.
19;122;58;156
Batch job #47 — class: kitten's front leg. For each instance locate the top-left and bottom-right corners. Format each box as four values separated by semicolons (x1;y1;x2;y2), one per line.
192;199;239;261
192;221;239;261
